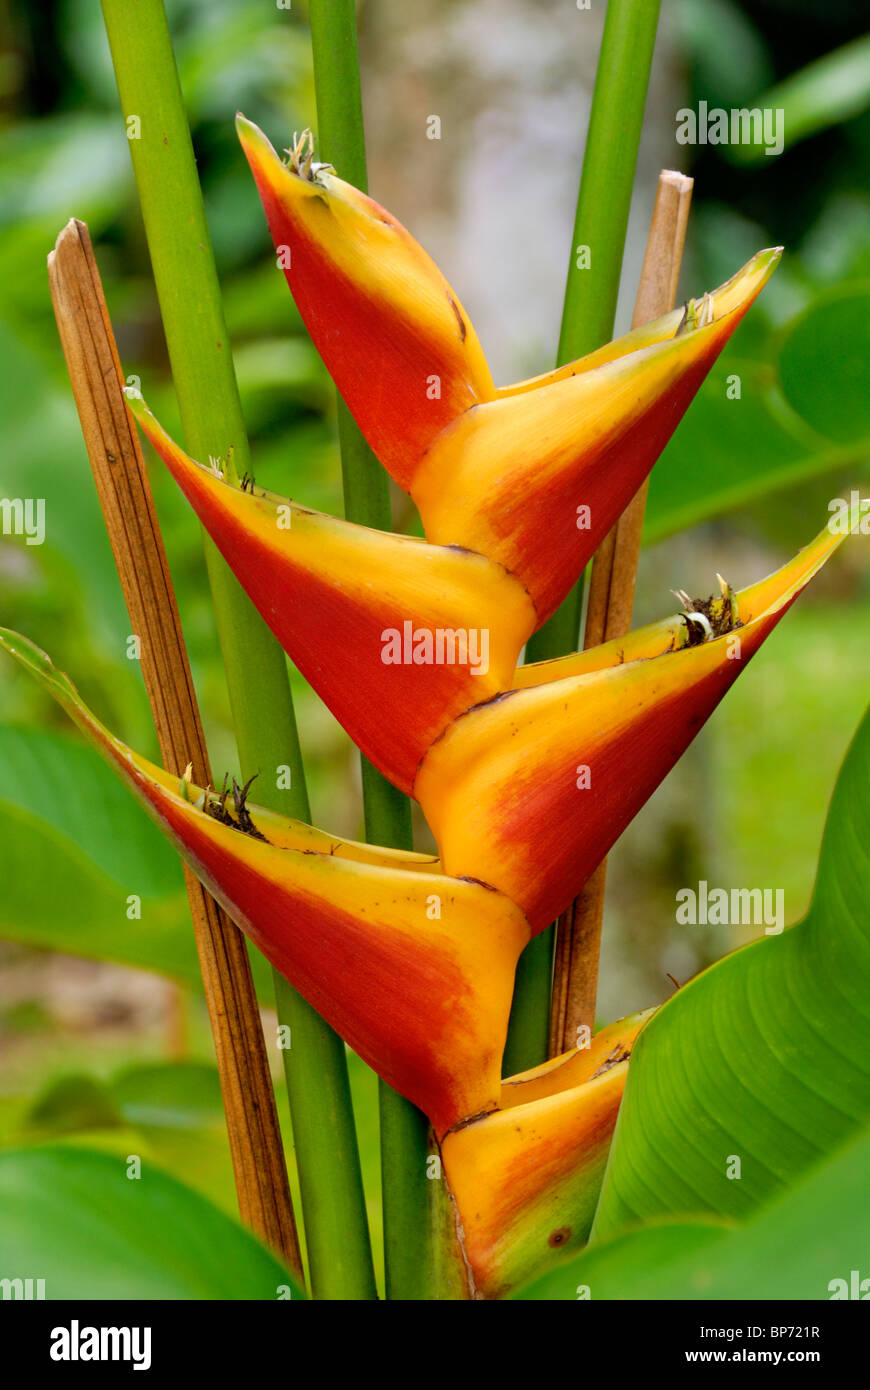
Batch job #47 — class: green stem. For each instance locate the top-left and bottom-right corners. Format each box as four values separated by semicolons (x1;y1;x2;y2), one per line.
509;0;662;1060
308;0;433;1300
502;930;553;1075
559;0;663;362
101;0;375;1301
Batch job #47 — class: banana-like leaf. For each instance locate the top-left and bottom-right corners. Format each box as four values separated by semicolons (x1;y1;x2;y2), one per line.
591;703;870;1240
644;362;865;544
514;1119;870;1300
0;1145;304;1299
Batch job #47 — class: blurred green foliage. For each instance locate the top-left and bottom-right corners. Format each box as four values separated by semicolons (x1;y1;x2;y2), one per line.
0;0;350;818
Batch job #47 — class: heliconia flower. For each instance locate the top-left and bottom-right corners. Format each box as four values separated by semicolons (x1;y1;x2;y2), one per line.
442;1011;653;1298
236;116;495;488
415;516;855;931
236;114;780;623
0;629;531;1139
126;392;535;794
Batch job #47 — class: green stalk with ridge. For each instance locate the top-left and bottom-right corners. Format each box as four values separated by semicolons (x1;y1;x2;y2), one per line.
308;0;433;1301
101;0;376;1301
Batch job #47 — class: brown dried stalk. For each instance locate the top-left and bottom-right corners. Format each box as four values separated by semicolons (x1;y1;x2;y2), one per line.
549;171;693;1057
48;218;302;1276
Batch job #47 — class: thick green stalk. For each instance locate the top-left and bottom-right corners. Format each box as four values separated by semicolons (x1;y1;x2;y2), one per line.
308;0;433;1300
101;0;375;1300
528;0;662;665
509;0;662;1063
557;0;663;362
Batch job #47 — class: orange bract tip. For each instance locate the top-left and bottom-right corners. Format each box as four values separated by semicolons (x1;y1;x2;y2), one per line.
413;251;781;624
236;114;495;488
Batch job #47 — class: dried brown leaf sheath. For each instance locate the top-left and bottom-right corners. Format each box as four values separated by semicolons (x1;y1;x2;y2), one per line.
47;219;301;1277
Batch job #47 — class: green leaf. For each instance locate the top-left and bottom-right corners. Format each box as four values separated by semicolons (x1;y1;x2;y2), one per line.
0;726;195;982
0;1145;303;1299
0;321;131;643
729;35;870;162
591;704;870;1240
0;725;271;992
515;1120;870;1299
673;0;772;109
109;1063;241;1216
27;1075;122;1136
9;1064;243;1220
778;286;870;445
515;1222;726;1300
714;605;870;925
0;726;181;892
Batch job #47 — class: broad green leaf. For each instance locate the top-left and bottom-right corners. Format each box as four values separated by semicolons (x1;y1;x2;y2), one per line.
0;1145;303;1299
515;1121;870;1300
0;727;182;893
0;726;271;992
0;726;195;983
714;606;870;924
592;704;870;1240
515;1223;725;1300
